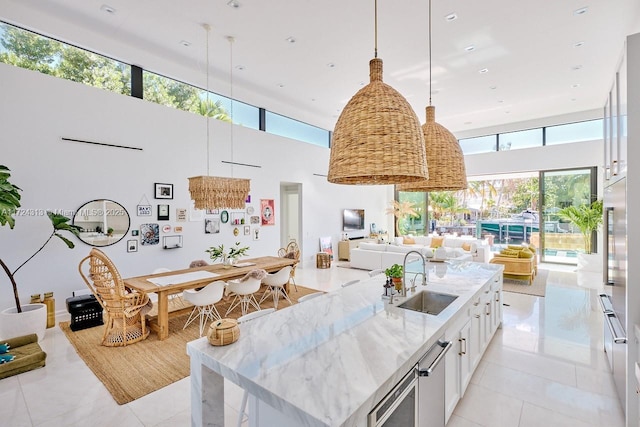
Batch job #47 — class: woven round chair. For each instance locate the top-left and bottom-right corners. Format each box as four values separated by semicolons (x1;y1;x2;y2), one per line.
277;241;300;291
78;248;151;347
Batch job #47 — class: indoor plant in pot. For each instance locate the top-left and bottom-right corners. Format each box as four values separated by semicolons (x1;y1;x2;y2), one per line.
206;242;250;268
557;199;603;272
385;264;404;291
0;165;82;340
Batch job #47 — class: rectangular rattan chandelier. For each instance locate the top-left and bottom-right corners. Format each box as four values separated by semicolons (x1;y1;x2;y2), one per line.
189;27;250;210
327;0;428;185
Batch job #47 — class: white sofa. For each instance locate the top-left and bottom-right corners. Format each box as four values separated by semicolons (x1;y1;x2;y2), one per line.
349;235;490;271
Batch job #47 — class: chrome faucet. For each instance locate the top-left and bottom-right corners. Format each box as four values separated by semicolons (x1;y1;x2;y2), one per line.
402;250;427;297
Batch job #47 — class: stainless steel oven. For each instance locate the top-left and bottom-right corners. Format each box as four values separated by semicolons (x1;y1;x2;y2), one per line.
368;365;418;426
368;339;451;427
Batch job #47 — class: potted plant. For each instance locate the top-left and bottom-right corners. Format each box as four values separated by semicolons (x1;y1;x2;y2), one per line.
0;165;81;340
385;264;404;291
206;242;250;268
557;199;603;272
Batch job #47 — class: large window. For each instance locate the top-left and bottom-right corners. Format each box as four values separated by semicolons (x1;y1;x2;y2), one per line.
265;112;330;147
0;22;130;95
498;128;542;151
459;135;497;154
545;119;602;145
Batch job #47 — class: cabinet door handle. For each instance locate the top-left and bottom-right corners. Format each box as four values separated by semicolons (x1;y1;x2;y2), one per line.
486;302;491;315
459;338;467;355
474;314;481;319
495;291;500;302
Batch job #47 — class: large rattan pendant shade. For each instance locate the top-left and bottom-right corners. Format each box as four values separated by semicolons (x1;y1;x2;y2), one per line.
189;176;250;210
397;106;467;192
328;58;428;185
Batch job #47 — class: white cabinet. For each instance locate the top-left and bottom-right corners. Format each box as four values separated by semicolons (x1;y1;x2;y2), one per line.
444;272;503;423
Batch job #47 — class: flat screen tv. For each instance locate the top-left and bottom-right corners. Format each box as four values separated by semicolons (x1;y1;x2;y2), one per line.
343;209;365;231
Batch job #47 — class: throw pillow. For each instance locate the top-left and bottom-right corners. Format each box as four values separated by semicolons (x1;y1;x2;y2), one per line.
0;343;9;354
497;252;519;258
430;236;444;248
461;242;471;251
500;249;520;256
403;236;416;244
507;245;524;251
518;249;533;258
0;354;15;364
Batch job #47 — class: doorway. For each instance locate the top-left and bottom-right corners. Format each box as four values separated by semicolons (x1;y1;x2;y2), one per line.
539;167;597;264
280;182;302;255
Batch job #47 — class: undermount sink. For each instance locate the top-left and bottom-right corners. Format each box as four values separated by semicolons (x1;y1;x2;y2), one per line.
398;291;458;316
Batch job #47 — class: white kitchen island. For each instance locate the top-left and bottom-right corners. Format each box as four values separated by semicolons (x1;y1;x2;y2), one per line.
187;260;503;427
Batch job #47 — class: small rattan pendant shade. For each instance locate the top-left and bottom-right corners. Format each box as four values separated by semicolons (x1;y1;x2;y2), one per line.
328;58;428;185
397;105;467;192
189;176;250;210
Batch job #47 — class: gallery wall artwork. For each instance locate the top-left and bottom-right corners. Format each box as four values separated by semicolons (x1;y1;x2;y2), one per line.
261;199;275;226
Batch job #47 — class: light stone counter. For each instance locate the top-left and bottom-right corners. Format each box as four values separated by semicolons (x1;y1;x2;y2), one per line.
187;260;502;427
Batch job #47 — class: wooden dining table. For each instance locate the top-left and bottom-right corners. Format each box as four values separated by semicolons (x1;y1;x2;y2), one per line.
123;256;296;340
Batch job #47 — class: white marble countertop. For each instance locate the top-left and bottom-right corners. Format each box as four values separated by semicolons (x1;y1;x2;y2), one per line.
187;260;502;427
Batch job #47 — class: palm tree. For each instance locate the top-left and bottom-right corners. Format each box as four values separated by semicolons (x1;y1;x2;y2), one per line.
386;201;418;236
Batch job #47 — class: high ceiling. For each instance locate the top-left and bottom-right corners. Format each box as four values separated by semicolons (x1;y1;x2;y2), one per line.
2;0;640;135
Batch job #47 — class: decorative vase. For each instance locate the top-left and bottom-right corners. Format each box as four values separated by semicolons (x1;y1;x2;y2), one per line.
222;256;236;269
0;303;47;341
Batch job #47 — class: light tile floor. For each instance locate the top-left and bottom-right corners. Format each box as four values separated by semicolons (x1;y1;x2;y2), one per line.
0;262;624;426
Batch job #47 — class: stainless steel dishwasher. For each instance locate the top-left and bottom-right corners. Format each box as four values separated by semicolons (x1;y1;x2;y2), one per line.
368;338;451;427
418;339;452;427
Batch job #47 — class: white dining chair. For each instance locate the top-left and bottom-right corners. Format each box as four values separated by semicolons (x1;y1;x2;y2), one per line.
341;279;360;288
236;308;276;427
259;266;293;309
368;269;385;277
182;280;226;337
225;277;262;316
297;292;324;303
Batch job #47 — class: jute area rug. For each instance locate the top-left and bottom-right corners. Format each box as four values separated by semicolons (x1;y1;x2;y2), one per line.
502;268;549;297
60;285;319;405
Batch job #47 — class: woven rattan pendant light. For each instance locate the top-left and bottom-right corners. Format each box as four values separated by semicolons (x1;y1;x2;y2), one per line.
189;27;250;210
397;0;467;192
327;0;427;185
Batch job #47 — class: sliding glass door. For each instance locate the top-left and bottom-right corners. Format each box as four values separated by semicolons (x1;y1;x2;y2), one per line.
539;167;597;264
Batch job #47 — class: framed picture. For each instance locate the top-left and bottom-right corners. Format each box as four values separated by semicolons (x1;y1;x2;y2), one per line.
261;199;275;226
244;225;250;236
253;227;261;241
206;209;219;215
220;210;229;223
140;224;160;245
137;205;152;217
319;236;333;259
131;230;139;236
176;208;187;222
174;226;183;233
205;218;220;234
127;240;138;253
154;183;173;199
250;215;260;224
157;204;170;220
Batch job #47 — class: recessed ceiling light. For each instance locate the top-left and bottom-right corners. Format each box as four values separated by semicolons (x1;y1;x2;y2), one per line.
478;68;489;74
179;40;191;47
571;98;577;101
445;13;458;22
571;65;583;71
505;111;510;114
497;100;504;103
431;90;440;95
327;63;336;68
464;45;475;52
285;36;296;44
572;83;581;88
277;83;285;88
464;121;472;125
359;81;365;86
311;98;316;102
100;4;116;14
489;85;497;90
574;41;585;48
573;6;588;15
235;65;245;71
227;0;241;8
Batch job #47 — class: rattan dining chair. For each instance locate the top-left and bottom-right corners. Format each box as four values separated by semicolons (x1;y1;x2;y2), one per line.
278;241;300;291
78;248;151;347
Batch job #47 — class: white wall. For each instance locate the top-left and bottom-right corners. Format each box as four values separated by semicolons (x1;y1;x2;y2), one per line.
0;62;389;313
